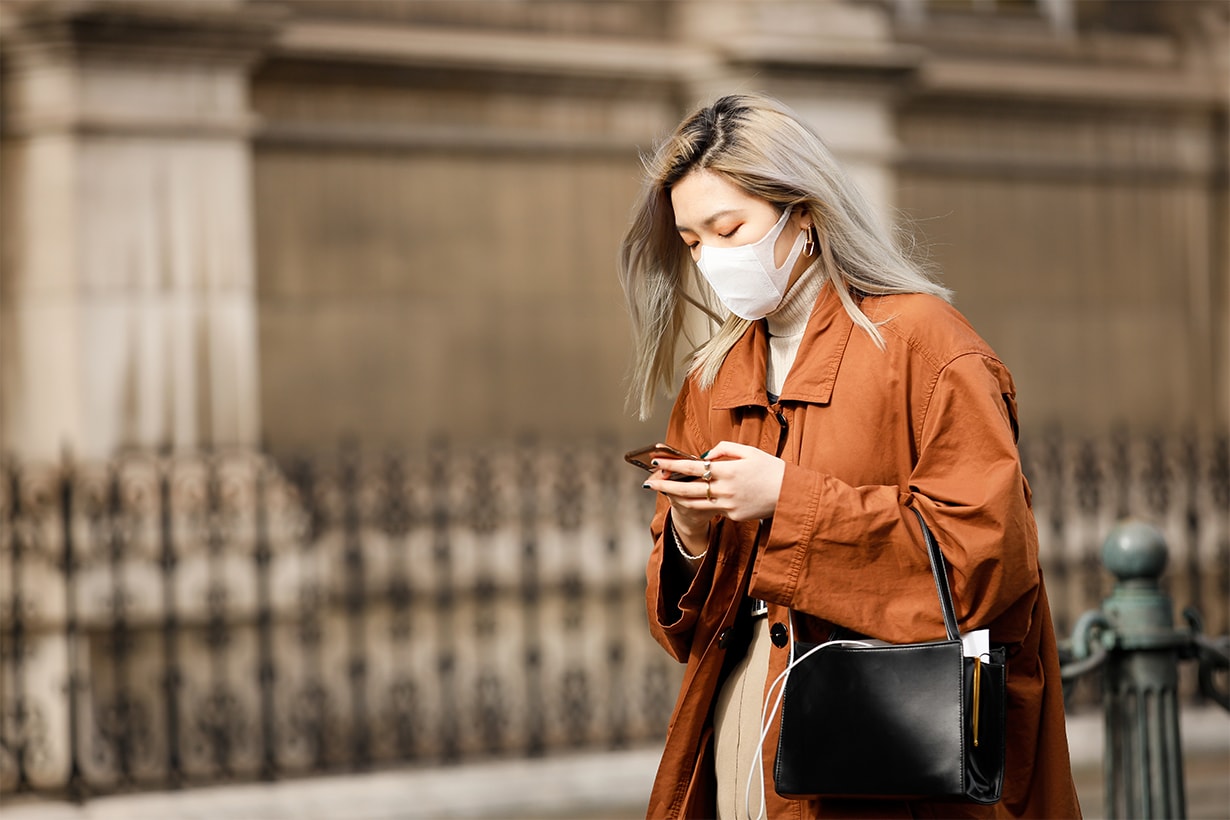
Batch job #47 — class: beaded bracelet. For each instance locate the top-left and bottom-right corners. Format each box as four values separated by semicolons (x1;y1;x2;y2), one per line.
671;522;707;561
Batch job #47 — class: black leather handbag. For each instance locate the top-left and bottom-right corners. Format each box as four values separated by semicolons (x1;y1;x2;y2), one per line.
773;508;1006;804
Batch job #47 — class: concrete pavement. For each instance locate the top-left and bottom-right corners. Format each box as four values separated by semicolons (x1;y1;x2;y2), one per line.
2;706;1226;819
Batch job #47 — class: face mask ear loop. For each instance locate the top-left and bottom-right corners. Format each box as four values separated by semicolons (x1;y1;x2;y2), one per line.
754;208;807;279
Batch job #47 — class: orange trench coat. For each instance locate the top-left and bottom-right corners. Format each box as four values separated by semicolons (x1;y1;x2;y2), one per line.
644;292;1082;819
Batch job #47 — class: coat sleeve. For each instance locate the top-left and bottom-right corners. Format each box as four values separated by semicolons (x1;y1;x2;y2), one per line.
644;379;722;662
749;351;1041;646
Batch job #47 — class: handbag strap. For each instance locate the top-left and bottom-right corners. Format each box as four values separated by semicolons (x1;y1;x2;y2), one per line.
910;506;961;642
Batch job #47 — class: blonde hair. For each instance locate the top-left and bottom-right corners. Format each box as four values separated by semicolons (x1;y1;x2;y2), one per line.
617;93;951;420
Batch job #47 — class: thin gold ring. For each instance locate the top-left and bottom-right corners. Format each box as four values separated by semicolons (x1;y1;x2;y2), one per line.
706;483;713;501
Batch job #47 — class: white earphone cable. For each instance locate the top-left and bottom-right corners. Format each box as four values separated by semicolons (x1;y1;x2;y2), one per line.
742;614;875;820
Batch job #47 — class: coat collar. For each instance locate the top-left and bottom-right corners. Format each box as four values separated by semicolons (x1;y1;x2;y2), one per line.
710;285;854;409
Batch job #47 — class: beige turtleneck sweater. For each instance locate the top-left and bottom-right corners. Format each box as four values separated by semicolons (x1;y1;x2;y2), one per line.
765;259;827;397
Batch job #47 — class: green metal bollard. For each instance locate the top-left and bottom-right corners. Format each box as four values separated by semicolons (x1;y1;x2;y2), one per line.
1097;520;1187;819
1066;520;1230;818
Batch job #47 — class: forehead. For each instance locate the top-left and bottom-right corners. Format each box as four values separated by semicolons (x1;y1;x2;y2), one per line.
670;169;767;229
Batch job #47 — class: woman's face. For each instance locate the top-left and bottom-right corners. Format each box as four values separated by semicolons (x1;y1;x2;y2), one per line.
671;168;813;283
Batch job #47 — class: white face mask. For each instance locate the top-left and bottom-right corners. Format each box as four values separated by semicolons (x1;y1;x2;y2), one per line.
696;207;808;320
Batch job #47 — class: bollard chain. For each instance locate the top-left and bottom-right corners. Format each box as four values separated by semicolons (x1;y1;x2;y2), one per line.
1184;608;1230;711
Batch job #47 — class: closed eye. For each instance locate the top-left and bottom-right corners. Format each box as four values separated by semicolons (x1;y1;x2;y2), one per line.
680;223;741;250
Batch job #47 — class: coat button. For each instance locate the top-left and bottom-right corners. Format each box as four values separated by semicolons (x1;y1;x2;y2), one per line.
770;622;789;648
718;628;733;649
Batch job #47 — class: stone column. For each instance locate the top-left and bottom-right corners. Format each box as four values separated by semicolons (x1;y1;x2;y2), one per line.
673;0;918;222
0;1;279;460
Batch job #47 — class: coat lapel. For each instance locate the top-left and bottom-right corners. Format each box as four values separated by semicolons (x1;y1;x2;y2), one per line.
711;287;853;409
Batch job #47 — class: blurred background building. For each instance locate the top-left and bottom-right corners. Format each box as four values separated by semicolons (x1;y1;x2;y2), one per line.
1;0;1226;459
0;0;1227;810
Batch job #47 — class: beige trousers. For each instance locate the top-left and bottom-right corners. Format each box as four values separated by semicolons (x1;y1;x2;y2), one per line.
713;617;773;820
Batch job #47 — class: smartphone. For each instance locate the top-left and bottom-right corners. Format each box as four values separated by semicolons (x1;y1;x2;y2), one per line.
624;443;702;482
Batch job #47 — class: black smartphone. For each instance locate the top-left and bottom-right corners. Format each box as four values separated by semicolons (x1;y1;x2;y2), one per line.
624;443;702;482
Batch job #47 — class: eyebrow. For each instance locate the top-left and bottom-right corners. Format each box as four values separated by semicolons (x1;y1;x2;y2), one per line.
675;209;742;233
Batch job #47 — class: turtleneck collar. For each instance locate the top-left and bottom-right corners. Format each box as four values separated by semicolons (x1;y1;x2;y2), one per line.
766;257;826;339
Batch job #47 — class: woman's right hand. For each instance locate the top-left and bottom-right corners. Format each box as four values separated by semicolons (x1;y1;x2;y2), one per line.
646;466;713;557
646;442;785;550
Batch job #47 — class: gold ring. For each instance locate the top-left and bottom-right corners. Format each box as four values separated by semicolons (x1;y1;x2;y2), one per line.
706;483;713;501
702;461;712;482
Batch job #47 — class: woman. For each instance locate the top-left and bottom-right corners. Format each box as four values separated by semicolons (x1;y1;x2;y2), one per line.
618;94;1081;819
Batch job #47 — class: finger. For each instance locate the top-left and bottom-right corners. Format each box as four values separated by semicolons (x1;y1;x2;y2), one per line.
704;440;759;461
652;475;716;502
653;457;706;480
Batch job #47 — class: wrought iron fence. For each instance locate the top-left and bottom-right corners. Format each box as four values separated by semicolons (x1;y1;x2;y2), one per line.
1023;429;1230;712
0;430;1226;801
1019;430;1229;639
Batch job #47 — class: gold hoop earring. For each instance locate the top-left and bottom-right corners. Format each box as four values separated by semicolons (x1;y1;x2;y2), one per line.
803;227;816;257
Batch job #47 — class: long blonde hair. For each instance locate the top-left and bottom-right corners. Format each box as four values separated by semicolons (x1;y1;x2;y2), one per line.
617;93;951;420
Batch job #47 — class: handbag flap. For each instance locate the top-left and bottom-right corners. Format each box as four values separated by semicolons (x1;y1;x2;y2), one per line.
775;639;967;799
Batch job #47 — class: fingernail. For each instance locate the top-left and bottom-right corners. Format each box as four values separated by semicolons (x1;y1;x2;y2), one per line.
641;482;651;490
650;460;659;467
700;450;710;459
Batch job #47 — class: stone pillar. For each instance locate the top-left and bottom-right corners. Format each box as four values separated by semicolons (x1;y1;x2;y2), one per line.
674;0;918;222
0;1;279;460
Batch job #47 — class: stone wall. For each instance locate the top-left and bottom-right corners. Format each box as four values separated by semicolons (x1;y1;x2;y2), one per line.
8;1;1222;458
894;7;1229;435
246;0;919;453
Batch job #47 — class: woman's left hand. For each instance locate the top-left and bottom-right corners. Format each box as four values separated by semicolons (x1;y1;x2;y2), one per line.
647;441;785;523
